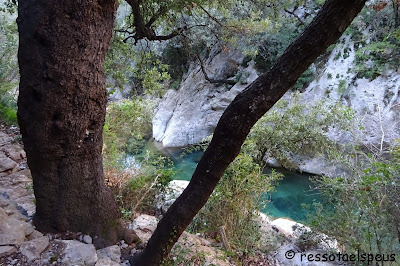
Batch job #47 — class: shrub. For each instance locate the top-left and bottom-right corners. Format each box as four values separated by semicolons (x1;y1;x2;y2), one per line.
309;143;400;255
105;156;174;218
188;153;282;255
354;38;400;79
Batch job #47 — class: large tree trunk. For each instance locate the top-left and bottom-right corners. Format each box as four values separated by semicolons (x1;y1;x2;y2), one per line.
17;0;121;242
132;0;366;264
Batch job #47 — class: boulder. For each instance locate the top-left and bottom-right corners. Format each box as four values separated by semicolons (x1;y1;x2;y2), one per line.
271;218;339;252
271;218;309;239
20;236;50;262
0;234;18;246
79;234;93;244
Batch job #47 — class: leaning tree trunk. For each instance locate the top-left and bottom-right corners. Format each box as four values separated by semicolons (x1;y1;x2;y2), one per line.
132;0;366;264
17;0;121;242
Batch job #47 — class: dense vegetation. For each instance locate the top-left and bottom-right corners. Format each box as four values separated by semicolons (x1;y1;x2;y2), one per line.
0;12;18;125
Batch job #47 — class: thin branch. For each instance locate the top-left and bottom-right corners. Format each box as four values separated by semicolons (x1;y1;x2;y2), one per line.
198;5;224;27
284;8;306;25
377;104;385;154
195;53;236;85
131;174;160;214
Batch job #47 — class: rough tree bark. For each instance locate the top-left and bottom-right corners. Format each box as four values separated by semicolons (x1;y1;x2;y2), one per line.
17;0;122;242
132;0;367;264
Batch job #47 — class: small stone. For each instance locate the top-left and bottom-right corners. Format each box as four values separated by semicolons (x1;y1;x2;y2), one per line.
0;196;9;208
82;234;92;244
20;236;50;261
0;246;16;257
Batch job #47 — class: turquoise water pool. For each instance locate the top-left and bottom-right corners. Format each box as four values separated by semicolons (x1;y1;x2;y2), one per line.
261;168;320;221
126;141;321;221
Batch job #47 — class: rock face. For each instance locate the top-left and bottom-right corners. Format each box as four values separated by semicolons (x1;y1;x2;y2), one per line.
152;46;258;147
301;35;400;149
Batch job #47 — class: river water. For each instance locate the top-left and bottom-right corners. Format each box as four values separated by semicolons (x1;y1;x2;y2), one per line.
126;140;321;222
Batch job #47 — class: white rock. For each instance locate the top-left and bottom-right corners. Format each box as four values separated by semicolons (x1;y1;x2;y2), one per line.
128;214;158;243
129;214;158;229
271;218;310;239
300;35;400;147
96;245;121;263
20;236;49;262
58;240;98;266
